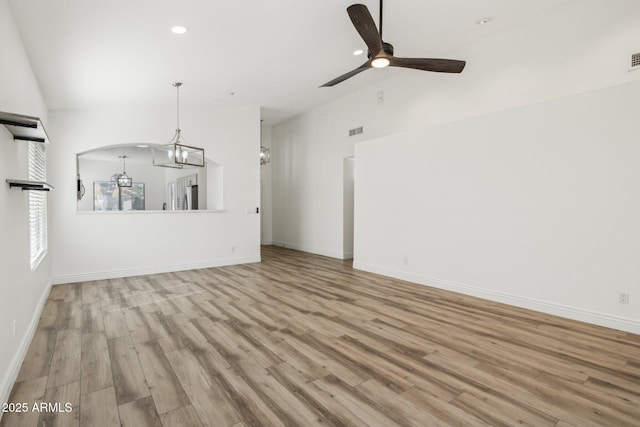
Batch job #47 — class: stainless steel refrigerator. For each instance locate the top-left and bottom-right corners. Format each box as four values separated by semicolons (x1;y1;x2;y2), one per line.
183;184;198;210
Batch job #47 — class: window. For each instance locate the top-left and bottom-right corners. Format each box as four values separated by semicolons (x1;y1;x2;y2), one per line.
93;181;145;211
28;142;47;270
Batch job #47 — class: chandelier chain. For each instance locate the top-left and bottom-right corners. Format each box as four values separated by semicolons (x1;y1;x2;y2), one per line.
174;82;182;131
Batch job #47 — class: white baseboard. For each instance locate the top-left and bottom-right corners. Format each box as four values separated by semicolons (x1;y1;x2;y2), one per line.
51;256;261;285
353;261;640;335
0;279;52;412
271;241;352;260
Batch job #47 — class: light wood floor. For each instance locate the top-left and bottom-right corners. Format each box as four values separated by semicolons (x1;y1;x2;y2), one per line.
3;246;640;426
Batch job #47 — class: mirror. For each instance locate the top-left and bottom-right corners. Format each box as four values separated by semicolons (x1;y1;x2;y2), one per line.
76;144;223;212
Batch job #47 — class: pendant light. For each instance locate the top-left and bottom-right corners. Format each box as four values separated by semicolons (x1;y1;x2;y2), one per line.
259;146;270;165
112;155;132;187
259;120;270;165
152;82;205;168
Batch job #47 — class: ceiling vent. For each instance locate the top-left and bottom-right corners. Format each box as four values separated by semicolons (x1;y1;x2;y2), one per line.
349;126;363;137
630;52;640;70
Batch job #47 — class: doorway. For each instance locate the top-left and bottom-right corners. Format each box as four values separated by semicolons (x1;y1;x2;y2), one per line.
343;157;355;259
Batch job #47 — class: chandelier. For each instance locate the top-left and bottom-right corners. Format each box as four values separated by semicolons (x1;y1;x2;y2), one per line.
152;82;205;168
111;155;132;187
259;120;270;165
259;146;270;165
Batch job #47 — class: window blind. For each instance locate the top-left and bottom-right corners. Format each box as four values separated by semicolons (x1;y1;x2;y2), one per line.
28;142;47;270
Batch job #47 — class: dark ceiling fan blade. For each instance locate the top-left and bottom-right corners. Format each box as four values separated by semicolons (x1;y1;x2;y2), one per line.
323;1;466;87
389;57;466;73
347;4;383;56
320;62;371;87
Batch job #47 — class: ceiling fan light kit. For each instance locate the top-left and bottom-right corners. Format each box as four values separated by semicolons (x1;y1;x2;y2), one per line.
371;56;390;68
370;41;393;68
321;0;466;87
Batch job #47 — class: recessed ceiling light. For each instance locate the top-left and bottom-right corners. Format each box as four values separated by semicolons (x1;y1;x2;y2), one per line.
171;26;187;34
476;17;492;25
353;49;364;56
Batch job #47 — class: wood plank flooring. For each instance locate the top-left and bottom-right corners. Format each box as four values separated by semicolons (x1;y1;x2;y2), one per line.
2;245;640;426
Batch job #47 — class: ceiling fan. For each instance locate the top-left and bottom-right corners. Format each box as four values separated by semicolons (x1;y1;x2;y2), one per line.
321;0;466;87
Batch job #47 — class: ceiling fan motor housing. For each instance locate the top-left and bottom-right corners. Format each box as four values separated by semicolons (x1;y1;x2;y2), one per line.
368;42;394;59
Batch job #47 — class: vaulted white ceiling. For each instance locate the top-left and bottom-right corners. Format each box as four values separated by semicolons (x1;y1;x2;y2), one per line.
9;0;585;125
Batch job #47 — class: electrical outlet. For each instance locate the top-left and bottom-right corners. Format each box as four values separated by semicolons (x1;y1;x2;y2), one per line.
619;292;630;304
231;246;236;253
12;319;17;337
403;257;409;266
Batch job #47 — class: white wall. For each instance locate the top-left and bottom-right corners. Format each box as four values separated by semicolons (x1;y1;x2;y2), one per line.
0;0;51;410
271;112;354;258
271;0;640;332
272;0;640;259
355;79;640;333
49;105;261;283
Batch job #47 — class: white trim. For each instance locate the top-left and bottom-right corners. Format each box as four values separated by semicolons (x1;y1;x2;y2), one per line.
51;256;261;285
353;261;640;335
272;241;351;260
0;280;52;412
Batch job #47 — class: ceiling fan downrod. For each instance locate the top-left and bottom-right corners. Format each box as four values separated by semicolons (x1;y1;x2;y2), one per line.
379;0;383;39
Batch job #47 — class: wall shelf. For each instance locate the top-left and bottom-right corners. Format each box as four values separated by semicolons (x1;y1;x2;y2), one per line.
6;179;54;191
0;111;50;144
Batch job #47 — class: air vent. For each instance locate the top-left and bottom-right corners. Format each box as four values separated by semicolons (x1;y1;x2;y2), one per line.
349;126;363;137
630;52;640;70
